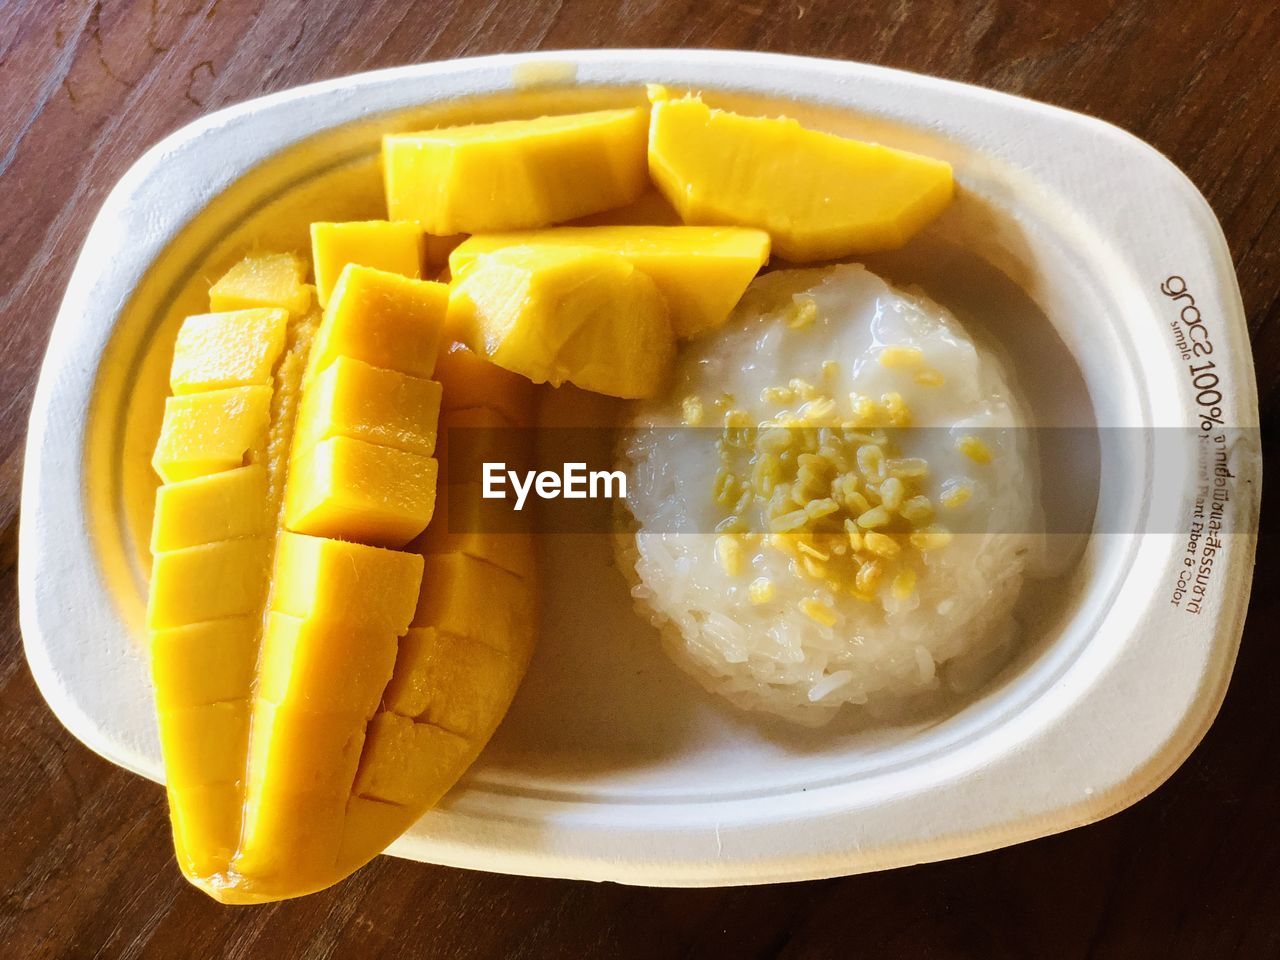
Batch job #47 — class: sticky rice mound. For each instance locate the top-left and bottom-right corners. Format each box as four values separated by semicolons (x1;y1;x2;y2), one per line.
618;264;1040;726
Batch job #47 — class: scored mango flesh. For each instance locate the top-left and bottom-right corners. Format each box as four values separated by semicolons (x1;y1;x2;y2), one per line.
148;250;537;902
646;89;955;262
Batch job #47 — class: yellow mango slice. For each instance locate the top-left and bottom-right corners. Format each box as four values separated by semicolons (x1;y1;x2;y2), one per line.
383;627;521;739
169;308;289;394
413;552;536;660
294;356;441;458
150;618;258;710
309;265;447;379
209;252;312;315
647;91;954;262
433;341;536;427
285;436;438;548
146;538;269;629
270;531;423;632
383;107;649;234
447;246;675;399
352;712;471;807
151;465;270;552
310;220;424;308
450;226;769;339
151;385;272;483
157;700;250;789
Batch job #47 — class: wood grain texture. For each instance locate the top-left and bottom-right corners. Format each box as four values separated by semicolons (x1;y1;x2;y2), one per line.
2;1;1278;957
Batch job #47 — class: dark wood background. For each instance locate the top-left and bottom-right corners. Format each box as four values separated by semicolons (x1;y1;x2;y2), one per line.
2;1;1278;957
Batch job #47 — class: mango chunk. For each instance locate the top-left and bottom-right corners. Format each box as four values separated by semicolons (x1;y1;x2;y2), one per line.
647;92;954;262
383;107;649;234
309;265;448;380
151;465;270;552
256;612;398;714
432;341;536;427
152;385;273;483
147;538;269;629
447;246;674;399
413;552;536;660
310;220;424;308
270;532;423;632
294;356;441;458
417;482;535;580
168;783;241;879
169;308;289;394
383;627;521;739
209;252;312;316
150;618;258;710
286;436;438;548
352;712;470;807
450;226;769;339
157;700;250;789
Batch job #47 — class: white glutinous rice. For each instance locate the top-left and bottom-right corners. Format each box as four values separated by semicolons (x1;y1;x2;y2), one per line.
617;264;1041;726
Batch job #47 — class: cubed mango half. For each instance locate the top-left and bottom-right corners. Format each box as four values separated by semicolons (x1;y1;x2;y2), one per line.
157;700;250;790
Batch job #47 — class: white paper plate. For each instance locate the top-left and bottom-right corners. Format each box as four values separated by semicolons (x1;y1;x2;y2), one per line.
20;50;1260;885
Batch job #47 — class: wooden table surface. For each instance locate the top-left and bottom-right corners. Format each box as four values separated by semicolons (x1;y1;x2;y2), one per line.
2;2;1278;957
